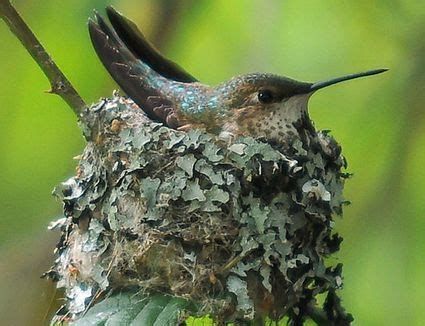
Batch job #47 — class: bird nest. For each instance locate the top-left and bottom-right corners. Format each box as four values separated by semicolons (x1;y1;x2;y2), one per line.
46;94;351;323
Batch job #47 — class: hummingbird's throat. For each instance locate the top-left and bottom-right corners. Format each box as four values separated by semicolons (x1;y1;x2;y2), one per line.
230;94;312;142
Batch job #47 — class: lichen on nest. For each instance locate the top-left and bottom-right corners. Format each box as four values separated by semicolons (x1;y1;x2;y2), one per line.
46;93;352;323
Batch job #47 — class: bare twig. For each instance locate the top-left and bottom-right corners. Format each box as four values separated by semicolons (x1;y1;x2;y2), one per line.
0;0;86;115
218;250;253;275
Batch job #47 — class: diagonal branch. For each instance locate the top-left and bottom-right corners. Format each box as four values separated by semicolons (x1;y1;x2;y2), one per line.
0;0;86;115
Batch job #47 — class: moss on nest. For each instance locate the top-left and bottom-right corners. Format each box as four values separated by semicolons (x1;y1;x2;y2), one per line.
46;94;352;323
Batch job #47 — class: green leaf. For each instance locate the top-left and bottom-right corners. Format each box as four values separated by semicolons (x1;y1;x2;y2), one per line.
130;295;171;325
69;292;194;326
185;315;215;325
153;297;193;325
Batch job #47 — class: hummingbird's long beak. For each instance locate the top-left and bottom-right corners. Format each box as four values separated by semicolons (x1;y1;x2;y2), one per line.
310;68;388;92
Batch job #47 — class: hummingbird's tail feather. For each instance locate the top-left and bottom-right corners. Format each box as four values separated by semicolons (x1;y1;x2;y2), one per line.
89;13;179;127
106;6;198;83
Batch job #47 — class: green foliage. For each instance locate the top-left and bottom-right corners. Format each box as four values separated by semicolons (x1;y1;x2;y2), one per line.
63;292;193;326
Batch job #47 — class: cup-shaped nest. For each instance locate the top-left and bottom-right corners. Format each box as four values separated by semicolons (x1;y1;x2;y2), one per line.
47;94;349;323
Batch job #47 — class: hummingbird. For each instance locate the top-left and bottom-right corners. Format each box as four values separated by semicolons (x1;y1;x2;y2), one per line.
88;7;387;143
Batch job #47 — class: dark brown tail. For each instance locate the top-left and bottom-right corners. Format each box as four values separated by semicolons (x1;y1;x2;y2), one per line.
88;12;176;124
105;6;197;83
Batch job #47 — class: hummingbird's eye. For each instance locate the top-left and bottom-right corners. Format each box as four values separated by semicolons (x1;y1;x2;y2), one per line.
258;90;274;104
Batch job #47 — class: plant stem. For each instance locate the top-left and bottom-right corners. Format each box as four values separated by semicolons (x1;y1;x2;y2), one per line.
0;0;86;115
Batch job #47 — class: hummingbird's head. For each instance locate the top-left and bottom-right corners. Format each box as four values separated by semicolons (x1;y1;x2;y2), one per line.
217;69;387;143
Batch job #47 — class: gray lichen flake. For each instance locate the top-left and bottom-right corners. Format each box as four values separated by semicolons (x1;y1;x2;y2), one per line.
45;93;352;324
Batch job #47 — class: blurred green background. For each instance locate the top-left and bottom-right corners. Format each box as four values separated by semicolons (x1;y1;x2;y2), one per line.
0;0;424;324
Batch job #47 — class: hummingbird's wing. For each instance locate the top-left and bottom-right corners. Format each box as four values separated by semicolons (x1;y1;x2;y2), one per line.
106;6;198;83
89;13;184;128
